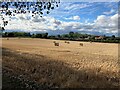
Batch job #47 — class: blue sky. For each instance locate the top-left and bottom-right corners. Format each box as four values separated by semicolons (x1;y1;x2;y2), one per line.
1;1;119;36
49;2;118;22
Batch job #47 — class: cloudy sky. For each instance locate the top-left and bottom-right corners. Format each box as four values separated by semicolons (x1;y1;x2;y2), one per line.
1;1;119;36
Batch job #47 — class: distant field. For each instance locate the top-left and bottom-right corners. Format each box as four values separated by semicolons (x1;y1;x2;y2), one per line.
2;38;120;88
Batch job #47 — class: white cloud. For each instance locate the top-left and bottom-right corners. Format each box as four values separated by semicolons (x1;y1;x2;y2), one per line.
65;15;80;20
64;3;91;11
111;14;118;23
72;16;80;20
94;15;109;27
103;9;115;15
93;14;118;34
94;14;118;27
3;12;118;35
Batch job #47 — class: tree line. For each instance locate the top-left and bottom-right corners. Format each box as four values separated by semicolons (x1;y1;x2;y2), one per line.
2;31;120;43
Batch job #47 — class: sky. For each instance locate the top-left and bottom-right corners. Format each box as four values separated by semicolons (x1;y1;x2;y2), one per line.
0;1;119;36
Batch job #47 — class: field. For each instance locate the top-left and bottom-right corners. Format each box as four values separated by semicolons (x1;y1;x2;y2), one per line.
2;38;120;89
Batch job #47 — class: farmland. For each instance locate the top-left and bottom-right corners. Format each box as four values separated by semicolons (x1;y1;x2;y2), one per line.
2;38;120;89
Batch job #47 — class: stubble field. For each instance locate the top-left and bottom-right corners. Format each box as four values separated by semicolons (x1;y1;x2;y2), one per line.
2;38;120;89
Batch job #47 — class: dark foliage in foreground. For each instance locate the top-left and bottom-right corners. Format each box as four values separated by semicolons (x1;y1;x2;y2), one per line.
0;1;60;31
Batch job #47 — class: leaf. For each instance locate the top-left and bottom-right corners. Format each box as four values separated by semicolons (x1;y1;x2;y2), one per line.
40;12;43;14
47;11;50;14
51;7;54;9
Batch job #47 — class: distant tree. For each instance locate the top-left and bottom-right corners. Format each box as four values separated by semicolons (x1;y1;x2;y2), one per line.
36;34;42;38
62;34;70;38
69;31;74;35
7;32;15;37
31;33;36;38
103;35;106;40
39;33;48;38
57;34;61;38
43;33;48;38
112;35;115;38
4;32;8;36
90;35;95;40
48;35;56;39
73;32;80;38
69;31;74;38
24;32;31;37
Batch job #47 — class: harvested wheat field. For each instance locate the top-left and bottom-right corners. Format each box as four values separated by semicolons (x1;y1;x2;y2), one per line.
2;38;120;89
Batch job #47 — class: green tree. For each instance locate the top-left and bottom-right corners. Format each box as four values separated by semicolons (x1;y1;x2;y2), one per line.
36;34;42;38
31;33;36;38
69;31;74;39
112;35;115;38
42;33;48;38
